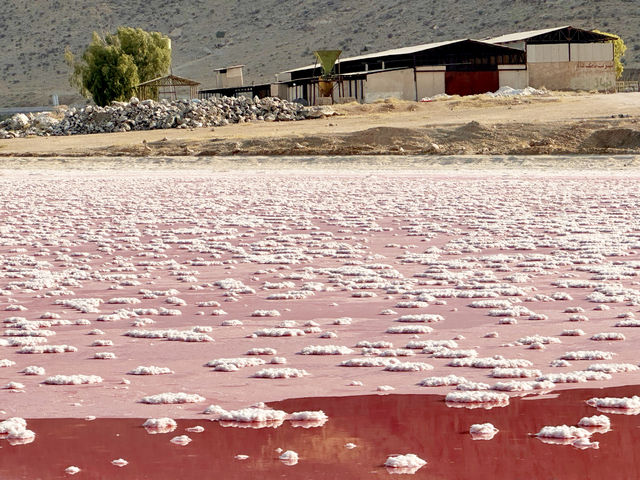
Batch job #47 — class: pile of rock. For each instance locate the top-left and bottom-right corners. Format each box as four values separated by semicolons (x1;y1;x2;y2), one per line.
0;96;335;138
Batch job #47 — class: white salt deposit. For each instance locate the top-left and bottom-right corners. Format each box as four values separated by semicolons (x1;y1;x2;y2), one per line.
253;328;306;337
65;466;81;475
206;358;266;369
251;310;281;317
279;450;299;465
246;347;277;355
586;396;640;409
384;453;427;470
140;392;205;404
590;332;625;341
395;314;443;323
252;368;309;378
418;375;468;387
490;367;541;378
386;325;433;334
128;366;174;375
469;423;499;439
170;435;192;446
587;363;639;373
535;425;591;439
93;352;116;359
384;362;434;372
560;351;614;360
20;365;45;375
445;391;509;405
43;375;103;385
142;417;177;433
111;458;128;467
299;345;353;355
0;359;16;368
578;415;611;429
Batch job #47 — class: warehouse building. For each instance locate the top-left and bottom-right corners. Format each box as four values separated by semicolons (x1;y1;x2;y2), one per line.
485;26;616;92
274;39;526;104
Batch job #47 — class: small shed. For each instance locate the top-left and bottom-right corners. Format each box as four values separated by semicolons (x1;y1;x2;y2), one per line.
137;74;201;101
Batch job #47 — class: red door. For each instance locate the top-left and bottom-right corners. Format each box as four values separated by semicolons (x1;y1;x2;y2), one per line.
445;71;499;96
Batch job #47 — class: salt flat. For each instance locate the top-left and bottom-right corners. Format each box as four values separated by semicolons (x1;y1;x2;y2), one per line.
1;166;640;418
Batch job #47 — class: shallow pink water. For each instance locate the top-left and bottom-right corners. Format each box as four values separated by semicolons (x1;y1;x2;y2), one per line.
1;170;640;418
1;385;639;479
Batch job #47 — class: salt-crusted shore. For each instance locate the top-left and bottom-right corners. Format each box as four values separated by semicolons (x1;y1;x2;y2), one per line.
1;169;640;419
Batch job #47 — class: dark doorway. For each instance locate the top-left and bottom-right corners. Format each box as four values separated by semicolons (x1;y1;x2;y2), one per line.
445;70;499;96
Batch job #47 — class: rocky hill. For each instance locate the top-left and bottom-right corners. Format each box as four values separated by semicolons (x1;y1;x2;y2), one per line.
2;0;639;107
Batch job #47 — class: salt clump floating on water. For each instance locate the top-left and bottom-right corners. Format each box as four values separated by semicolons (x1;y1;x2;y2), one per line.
142;417;177;434
251;310;280;317
578;415;611;429
384;453;427;474
170;435;192;446
445;391;509;406
586;395;640;410
253;328;306;337
43;375;103;385
395;314;443;323
140;392;205;404
111;459;128;467
535;425;591;439
0;359;16;367
386;325;433;334
93;352;116;359
279;450;299;466
536;371;612;383
206;358;266;369
65;466;80;475
356;340;393;348
470;423;499;440
490;368;541;378
246;347;277;355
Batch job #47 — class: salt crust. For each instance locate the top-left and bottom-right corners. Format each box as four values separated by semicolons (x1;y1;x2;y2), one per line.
17;345;77;354
536;371;612;383
418;375;468;387
90;340;114;347
517;335;561;345
492;380;555;392
43;375;103;385
560;351;614;360
445;391;509;404
340;358;399;367
125;329;214;342
93;352;116;360
363;348;415;357
253;328;306;337
299;345;353;355
252;368;309;378
406;340;457;349
356;340;393;348
490;368;542;378
111;459;128;467
251;310;281;317
395;314;443;323
448;357;533;369
386;325;433;334
0;359;16;368
586;396;640;409
590;332;625;341
20;366;45;375
586;363;638;373
206;358;266;369
427;347;478;358
65;466;81;475
614;319;640;327
140;392;205;404
384;362;434;372
456;382;491;391
128;366;174;375
561;329;585;336
246;347;277;355
221;319;243;326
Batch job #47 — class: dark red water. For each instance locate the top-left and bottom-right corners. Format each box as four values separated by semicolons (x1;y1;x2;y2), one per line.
1;385;639;479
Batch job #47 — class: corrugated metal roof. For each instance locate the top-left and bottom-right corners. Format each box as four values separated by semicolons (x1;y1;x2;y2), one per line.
281;38;465;74
484;26;573;44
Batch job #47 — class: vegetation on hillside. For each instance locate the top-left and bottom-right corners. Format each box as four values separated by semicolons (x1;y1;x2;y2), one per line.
65;27;171;106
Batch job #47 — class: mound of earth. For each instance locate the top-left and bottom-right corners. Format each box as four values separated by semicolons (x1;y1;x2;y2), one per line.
582;128;640;149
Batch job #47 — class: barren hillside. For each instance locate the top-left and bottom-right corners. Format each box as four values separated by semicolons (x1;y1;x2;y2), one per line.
2;0;639;107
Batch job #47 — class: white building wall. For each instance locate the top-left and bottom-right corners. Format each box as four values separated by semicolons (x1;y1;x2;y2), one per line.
498;65;528;89
570;42;614;61
365;69;415;102
416;68;446;99
527;44;570;63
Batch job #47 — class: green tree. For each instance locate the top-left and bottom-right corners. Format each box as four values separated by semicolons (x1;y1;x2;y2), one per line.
65;28;171;106
593;30;627;79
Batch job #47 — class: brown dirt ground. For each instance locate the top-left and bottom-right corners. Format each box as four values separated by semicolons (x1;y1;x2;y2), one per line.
2;92;640;158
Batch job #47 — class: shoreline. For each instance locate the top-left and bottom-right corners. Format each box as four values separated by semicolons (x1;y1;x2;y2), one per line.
1;92;639;158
